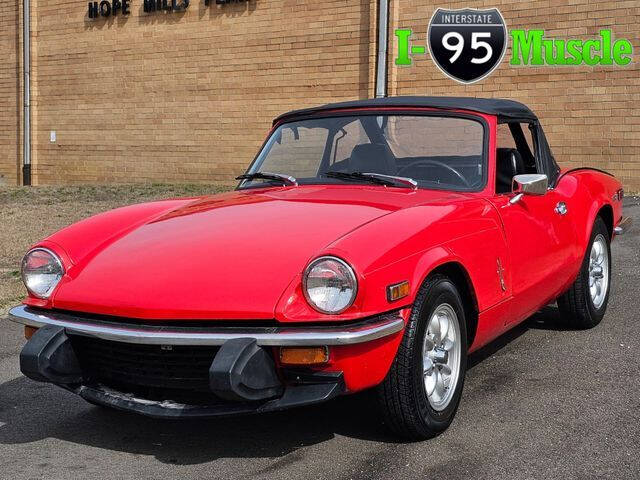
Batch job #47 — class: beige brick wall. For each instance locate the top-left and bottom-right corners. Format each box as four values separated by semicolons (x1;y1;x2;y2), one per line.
2;0;640;191
0;1;22;185
390;0;640;192
28;0;376;185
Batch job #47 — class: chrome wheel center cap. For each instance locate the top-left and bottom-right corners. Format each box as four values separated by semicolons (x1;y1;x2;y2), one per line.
431;347;449;365
590;264;603;279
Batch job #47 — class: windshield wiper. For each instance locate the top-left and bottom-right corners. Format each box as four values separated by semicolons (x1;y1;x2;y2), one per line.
236;172;298;186
324;171;417;190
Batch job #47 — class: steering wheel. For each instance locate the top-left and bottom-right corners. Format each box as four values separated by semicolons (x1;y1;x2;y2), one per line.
397;159;472;188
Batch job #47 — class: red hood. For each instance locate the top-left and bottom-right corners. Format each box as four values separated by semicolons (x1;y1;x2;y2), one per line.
50;185;449;320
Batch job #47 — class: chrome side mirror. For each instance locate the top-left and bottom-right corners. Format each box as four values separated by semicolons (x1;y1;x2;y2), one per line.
509;174;548;204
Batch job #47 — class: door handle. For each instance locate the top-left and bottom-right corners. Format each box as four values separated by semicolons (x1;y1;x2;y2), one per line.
555;202;568;215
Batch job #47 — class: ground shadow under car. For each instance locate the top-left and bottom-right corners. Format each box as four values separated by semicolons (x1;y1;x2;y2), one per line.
0;305;564;465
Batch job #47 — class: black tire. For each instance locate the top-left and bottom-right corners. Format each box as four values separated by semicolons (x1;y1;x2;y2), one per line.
557;216;611;329
376;274;468;440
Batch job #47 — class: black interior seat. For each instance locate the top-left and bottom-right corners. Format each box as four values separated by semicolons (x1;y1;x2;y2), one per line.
496;148;525;193
349;143;396;175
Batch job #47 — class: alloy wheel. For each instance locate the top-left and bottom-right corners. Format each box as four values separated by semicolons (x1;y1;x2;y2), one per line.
422;303;461;411
589;233;609;310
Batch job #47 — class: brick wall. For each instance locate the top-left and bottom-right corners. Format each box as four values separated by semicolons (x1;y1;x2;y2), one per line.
0;0;22;185
2;0;640;191
390;0;640;192
28;0;376;185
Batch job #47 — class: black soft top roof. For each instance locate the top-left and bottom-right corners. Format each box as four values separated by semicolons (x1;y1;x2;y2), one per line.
274;96;538;125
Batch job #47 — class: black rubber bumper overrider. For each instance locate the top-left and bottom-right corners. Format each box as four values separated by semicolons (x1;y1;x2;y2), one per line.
209;337;284;401
20;325;83;384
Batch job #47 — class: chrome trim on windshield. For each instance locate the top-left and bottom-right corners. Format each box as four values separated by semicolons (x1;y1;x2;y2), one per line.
7;305;405;346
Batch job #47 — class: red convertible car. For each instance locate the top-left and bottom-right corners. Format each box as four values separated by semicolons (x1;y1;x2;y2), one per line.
9;97;631;439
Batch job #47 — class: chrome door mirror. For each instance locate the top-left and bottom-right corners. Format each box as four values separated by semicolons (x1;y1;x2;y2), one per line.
509;174;548;204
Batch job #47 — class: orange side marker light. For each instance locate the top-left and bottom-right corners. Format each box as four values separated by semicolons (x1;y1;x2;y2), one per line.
387;281;410;302
280;346;329;365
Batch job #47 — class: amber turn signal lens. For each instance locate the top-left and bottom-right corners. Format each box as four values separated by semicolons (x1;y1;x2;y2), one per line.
24;326;38;340
280;346;329;365
387;281;410;302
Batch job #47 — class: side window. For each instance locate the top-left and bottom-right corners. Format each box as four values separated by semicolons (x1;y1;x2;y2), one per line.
521;124;535;158
496;122;538;194
497;122;537;170
329;120;370;166
497;123;517;150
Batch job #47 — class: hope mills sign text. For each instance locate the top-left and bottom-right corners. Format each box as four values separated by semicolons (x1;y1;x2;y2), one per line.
88;0;250;19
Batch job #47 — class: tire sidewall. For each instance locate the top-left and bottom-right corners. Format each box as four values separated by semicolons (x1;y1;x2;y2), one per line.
411;278;468;433
582;219;612;321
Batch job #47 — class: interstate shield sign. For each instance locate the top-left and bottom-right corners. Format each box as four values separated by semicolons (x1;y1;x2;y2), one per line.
428;8;507;83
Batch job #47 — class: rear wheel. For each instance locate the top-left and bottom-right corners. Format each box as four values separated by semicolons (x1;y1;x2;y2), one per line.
377;274;467;440
558;217;611;329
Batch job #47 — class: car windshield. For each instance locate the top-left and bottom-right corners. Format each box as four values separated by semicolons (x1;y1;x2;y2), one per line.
240;114;486;191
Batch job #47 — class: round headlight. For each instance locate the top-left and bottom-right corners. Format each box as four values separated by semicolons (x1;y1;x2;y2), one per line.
303;256;357;314
21;248;65;299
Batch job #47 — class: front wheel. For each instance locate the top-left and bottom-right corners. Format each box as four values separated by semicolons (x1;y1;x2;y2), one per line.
377;274;467;440
557;216;611;329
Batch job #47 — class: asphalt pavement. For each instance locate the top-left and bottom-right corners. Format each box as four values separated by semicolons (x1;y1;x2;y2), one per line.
1;199;638;479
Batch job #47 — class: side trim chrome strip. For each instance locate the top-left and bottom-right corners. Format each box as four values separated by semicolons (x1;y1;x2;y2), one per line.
614;216;632;235
7;306;405;346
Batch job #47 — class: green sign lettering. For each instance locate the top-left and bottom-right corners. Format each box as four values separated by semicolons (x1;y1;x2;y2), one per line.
510;29;633;67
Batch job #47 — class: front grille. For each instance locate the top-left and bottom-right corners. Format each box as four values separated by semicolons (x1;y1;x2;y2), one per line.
70;335;223;404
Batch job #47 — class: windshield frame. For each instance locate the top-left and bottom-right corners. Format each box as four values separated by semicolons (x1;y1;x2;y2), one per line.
237;110;490;193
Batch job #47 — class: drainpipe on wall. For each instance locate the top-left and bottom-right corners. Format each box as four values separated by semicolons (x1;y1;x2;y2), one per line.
374;0;389;98
22;0;31;186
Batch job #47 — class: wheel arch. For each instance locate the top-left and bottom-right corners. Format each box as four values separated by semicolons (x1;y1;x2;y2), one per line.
427;261;479;348
559;169;622;249
596;203;614;240
578;201;614;256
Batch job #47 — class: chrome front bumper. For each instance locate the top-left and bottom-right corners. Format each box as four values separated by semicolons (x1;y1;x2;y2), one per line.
7;305;405;346
614;216;632;235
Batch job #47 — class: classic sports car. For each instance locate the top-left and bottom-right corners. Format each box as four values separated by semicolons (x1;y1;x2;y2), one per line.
9;97;631;439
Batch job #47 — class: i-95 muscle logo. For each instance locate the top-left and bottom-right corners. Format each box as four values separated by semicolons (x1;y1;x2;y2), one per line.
395;6;633;84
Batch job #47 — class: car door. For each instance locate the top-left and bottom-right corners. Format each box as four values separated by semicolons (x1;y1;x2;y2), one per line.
489;122;577;323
